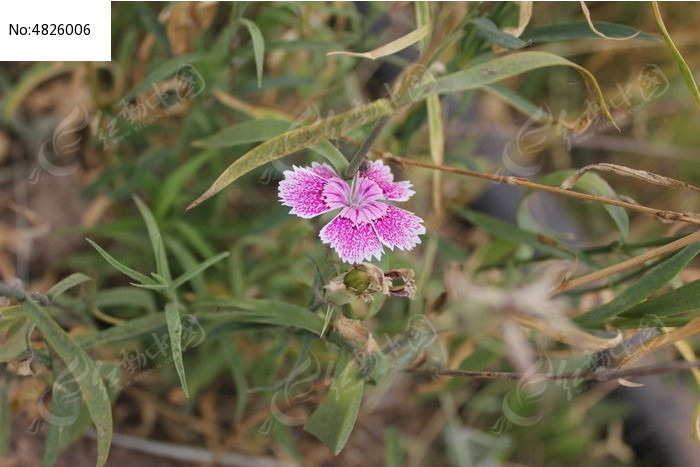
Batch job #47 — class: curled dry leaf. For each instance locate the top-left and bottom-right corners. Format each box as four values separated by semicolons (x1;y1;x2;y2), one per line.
327;25;429;60
579;1;640;40
560;162;700;193
504;1;533;37
493;1;533;53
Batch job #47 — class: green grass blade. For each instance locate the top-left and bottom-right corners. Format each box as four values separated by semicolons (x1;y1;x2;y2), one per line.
133;196;171;283
86;239;154;285
47;273;92;300
470;18;530;49
22;299;113;467
576;243;700;326
435;51;616;128
237;19;265;87
192;119;290;149
171;252;230;290
520;21;658;43
165;302;189;398
304;359;364;454
453;207;576;260
617;279;700;320
652;2;700;107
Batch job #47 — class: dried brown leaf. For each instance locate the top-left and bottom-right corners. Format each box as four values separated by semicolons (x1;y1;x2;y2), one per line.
560;162;700;193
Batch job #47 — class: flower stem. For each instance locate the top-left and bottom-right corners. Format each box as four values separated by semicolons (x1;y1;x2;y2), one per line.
344;116;390;179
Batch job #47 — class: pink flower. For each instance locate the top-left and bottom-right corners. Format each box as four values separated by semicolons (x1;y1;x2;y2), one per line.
278;160;425;263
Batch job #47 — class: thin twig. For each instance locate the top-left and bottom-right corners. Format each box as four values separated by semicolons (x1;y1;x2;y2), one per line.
382;155;700;225
407;359;700;381
0;282;51;306
555;230;700;293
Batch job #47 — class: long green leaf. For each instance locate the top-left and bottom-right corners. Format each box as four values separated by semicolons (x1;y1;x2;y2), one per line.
238;18;265;87
617;280;700;320
155;150;220;218
453;207;576;260
194;119;349;173
86;239;154;285
171;252;229;290
470;18;531;50
187;99;394;209
22;299;112;467
47;273;92;300
121;53;208;101
192;120;290;149
435;51;616;127
652;2;700;107
165;302;188;397
520;21;658;43
576;243;700;326
133;196;171;283
0;318;31;362
196;298;325;335
42;360;85;466
304;359;365;454
518;170;629;240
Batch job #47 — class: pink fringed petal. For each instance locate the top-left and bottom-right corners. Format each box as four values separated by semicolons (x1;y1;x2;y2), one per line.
319;215;383;263
309;162;338;179
361;160;415;201
373;205;426;251
278;166;336;218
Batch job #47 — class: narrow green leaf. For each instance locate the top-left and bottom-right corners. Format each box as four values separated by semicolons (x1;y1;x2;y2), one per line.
165;302;188;398
453;207;575;260
194;119;349;174
304;360;364;454
133;196;171;283
165;238;208;296
576;243;700;326
470;18;531;50
94;287;156;312
237;18;265;87
618;280;700;320
196;298;325;335
155;151;220;218
221;340;248;423
652;2;700;107
520;21;658;43
518;171;629;240
22;299;112;467
0;318;31;362
435;51;616;128
42;360;85;466
76;314;167;349
47;273;92;300
187;99;394;209
121;53;208;101
171;252;229;290
86;238;154;285
192;120;290;149
310;141;349;174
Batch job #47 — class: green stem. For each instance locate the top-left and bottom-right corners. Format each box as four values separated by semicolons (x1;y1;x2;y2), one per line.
343;116;390;179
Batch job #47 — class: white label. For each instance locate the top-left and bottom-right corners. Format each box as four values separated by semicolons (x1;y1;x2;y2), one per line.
0;0;111;61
